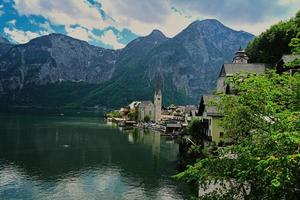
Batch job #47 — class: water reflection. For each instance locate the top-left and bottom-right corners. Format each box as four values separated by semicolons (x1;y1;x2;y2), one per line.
0;114;188;200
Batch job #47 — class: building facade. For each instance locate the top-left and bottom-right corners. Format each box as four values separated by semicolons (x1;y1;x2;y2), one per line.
199;48;268;145
138;101;155;122
216;49;268;94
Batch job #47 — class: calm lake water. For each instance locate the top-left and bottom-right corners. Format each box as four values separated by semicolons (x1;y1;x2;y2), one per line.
0;113;189;200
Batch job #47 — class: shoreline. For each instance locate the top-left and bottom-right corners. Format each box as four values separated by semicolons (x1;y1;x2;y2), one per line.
105;117;184;138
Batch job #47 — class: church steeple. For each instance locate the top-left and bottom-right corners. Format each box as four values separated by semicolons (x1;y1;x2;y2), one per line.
154;73;162;122
156;73;161;94
232;47;249;63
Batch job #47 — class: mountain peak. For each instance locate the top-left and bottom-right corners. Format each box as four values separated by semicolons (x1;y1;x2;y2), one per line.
189;19;225;29
149;29;165;36
147;29;167;40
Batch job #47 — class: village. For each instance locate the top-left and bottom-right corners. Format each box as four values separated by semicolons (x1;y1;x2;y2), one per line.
105;47;300;146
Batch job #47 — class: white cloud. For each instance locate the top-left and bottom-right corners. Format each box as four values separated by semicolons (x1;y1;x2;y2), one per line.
4;27;47;43
100;0;194;37
170;0;300;35
229;18;281;36
11;0;300;45
29;20;55;33
100;30;125;49
13;0;111;30
8;19;16;25
65;26;93;41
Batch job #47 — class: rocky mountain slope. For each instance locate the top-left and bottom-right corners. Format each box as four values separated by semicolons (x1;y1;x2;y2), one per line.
0;36;14;57
0;19;254;108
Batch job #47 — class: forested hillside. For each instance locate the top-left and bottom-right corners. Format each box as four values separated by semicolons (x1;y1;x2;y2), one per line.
246;11;300;64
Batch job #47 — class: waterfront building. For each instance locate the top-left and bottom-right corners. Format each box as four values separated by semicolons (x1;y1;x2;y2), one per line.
138;101;155;121
198;95;225;145
198;48;268;145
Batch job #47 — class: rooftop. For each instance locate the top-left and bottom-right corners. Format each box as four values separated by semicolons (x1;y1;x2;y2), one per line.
280;54;300;64
139;101;153;107
219;63;267;77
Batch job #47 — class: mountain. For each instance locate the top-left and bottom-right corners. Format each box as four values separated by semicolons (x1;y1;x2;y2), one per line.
0;20;254;109
0;33;118;91
75;19;254;108
0;35;14;57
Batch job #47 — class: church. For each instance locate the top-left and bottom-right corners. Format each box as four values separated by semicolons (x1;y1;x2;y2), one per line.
136;73;162;123
154;74;162;122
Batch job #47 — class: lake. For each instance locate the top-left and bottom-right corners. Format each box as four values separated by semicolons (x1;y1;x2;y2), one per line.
0;113;189;200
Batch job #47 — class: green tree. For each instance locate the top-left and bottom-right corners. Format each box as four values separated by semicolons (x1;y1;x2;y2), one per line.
144;115;150;122
188;118;206;145
128;110;138;121
175;71;300;199
106;110;122;118
289;32;300;54
285;32;300;69
246;10;300;64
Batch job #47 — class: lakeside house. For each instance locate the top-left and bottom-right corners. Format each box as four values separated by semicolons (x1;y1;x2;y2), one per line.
197;48;300;146
137;101;155;121
197;48;268;145
107;74;198;134
197;95;225;145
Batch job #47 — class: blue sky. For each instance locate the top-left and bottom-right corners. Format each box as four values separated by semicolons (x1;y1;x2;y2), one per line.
0;0;299;49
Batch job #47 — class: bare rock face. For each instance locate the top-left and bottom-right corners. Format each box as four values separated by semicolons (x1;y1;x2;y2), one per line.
0;34;118;93
104;19;254;106
0;19;254;107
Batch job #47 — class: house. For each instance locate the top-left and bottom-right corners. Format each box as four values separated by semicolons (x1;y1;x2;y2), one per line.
217;63;267;94
197;95;225;145
216;48;268;94
137;101;155;122
199;48;269;145
184;105;198;123
165;121;182;134
276;54;300;74
128;101;141;110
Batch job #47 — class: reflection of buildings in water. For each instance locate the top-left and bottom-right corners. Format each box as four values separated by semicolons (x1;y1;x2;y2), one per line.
125;128;179;162
125;129;180;161
160;141;179;162
126;128;161;160
152;132;160;162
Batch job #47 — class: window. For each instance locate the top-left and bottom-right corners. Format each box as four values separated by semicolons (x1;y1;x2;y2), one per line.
220;132;224;138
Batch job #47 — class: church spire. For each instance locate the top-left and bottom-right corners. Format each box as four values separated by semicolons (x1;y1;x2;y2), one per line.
154;71;162;122
156;72;161;94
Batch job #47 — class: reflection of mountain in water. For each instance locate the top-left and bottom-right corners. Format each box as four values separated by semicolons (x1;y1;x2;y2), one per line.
0;115;181;186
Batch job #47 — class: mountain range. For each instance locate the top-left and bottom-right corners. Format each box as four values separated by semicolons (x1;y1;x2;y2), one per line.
0;19;254;109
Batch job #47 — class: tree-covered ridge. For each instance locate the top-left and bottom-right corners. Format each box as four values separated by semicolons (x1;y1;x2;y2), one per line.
246;10;300;64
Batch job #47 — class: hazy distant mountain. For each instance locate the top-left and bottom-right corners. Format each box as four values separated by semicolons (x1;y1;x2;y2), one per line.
0;19;254;108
